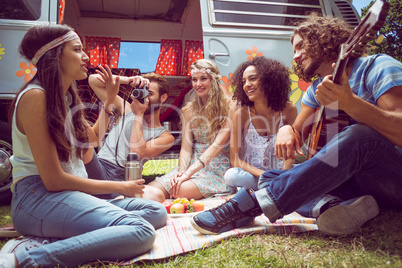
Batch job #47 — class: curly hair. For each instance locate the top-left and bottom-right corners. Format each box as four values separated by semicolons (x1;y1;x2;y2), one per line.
186;59;230;143
232;56;291;112
291;14;353;82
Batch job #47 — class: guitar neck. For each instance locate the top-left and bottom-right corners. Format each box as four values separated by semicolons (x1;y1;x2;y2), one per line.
332;44;349;84
315;44;349;120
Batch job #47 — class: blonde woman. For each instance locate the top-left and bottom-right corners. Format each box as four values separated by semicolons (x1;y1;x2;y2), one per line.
149;59;234;200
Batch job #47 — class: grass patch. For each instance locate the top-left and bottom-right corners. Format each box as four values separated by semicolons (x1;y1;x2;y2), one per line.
142;159;178;183
142;159;178;176
1;205;401;267
0;205;12;228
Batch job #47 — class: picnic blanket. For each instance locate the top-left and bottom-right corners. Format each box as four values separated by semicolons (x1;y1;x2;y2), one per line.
124;196;318;264
1;196;318;264
0;225;20;238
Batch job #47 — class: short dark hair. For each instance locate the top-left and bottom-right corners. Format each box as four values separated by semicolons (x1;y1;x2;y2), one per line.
142;73;169;96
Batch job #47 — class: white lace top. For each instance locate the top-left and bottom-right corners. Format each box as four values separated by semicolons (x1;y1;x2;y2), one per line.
240;106;284;170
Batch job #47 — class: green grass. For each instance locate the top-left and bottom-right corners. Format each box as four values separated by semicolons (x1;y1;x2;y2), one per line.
142;159;178;183
142;159;178;176
0;206;12;228
1;205;401;267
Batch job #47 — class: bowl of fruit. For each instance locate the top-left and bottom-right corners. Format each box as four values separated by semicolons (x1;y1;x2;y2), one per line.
163;198;205;217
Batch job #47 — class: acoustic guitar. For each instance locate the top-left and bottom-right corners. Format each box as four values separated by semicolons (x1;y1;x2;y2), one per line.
306;0;390;160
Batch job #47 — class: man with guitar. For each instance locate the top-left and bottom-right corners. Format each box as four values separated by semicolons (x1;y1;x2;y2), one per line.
191;1;402;236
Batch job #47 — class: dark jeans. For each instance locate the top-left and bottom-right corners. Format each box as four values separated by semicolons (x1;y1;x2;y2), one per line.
85;151;125;199
255;124;402;222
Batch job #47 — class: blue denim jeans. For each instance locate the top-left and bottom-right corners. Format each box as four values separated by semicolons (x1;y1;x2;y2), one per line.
85;151;125;182
224;167;259;191
85;151;125;199
255;124;402;222
11;176;167;267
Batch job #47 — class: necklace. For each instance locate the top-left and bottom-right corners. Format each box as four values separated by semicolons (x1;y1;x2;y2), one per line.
250;106;280;139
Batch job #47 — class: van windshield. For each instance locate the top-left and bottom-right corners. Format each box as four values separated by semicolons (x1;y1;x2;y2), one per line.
0;0;42;21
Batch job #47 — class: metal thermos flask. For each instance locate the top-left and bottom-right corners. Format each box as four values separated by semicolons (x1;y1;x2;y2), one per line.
125;152;143;198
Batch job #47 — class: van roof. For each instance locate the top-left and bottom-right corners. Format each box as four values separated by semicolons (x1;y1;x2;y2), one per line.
76;0;190;22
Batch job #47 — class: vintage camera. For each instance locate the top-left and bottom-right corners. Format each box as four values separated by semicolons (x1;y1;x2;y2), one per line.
131;82;149;104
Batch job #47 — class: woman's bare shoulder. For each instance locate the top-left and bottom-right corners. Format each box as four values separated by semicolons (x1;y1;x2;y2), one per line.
18;88;46;109
283;101;298;124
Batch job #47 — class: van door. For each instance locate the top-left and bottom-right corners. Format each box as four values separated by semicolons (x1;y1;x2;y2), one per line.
199;0;360;111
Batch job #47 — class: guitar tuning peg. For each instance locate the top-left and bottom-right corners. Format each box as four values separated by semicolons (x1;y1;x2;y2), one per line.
363;34;376;43
355;43;366;51
350;51;361;58
375;34;385;44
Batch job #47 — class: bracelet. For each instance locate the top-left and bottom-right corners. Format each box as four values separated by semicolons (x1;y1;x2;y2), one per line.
198;158;205;168
289;125;295;133
103;107;115;117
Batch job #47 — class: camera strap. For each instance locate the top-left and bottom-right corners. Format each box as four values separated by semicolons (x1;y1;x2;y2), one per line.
113;83;133;169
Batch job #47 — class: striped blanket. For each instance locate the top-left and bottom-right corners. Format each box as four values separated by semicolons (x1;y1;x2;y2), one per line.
123;196;318;265
1;196;317;265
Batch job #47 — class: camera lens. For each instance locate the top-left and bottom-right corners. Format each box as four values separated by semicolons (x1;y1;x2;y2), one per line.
131;88;144;99
131;87;150;104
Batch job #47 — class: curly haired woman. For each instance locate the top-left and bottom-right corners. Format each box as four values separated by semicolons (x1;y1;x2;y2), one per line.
224;56;297;191
149;59;235;199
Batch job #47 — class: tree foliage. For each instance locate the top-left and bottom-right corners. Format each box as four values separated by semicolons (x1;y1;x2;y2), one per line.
360;0;402;62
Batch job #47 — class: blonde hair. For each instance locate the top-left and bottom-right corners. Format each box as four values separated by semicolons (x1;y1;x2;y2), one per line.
185;59;229;143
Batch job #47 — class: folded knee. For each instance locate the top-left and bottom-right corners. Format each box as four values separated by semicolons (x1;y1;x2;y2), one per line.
224;168;243;185
144;186;166;203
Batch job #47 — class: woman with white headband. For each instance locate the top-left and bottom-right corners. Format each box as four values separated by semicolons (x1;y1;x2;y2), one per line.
0;23;167;267
149;59;235;200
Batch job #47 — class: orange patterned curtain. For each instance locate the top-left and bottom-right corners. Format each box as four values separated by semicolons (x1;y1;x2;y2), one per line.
181;40;204;76
84;36;121;68
155;39;183;75
58;0;65;24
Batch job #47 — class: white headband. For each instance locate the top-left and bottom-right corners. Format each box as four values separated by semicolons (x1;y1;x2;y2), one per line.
32;31;79;66
191;68;211;76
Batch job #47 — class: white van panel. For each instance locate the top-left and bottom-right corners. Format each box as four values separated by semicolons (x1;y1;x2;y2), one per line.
200;0;360;110
206;33;293;71
0;0;55;96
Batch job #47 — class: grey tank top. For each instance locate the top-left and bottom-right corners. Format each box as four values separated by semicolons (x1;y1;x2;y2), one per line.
97;111;167;166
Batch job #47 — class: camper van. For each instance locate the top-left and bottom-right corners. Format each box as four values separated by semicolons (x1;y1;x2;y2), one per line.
0;0;360;203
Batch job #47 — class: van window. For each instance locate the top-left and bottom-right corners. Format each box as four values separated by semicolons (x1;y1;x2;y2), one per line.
208;0;322;30
0;0;42;20
118;41;161;73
